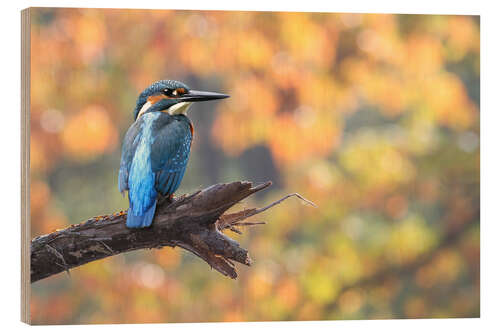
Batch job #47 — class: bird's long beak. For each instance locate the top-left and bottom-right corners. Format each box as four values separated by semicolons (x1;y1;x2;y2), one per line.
180;90;230;102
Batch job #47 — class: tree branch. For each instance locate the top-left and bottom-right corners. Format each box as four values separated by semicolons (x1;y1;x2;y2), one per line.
31;181;313;283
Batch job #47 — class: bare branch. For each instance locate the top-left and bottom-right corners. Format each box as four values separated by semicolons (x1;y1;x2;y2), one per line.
217;192;316;232
31;181;313;283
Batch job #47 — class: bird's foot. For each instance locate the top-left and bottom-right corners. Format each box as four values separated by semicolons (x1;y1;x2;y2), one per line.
158;193;175;206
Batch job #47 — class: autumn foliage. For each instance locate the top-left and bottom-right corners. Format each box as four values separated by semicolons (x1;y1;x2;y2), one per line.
30;8;479;324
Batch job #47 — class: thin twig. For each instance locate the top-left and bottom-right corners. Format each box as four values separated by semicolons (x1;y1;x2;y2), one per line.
219;193;316;230
255;193;317;213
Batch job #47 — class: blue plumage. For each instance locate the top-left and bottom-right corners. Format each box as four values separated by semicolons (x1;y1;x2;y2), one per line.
119;112;192;228
119;80;228;229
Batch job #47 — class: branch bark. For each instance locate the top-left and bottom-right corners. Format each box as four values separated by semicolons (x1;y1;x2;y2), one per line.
31;181;307;283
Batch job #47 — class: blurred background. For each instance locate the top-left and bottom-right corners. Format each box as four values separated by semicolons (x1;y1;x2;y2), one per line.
29;8;480;324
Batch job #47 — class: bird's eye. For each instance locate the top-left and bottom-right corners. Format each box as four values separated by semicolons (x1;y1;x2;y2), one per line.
163;88;185;97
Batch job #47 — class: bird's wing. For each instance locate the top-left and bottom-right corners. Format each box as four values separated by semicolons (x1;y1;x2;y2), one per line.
150;117;192;196
118;121;142;194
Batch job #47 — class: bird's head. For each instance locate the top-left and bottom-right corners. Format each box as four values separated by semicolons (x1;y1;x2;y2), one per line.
133;80;229;120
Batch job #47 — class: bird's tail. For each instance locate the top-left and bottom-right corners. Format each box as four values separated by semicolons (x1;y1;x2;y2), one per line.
126;200;157;228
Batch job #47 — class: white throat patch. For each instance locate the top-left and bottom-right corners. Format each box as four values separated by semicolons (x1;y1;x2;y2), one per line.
137;101;152;119
136;101;193;120
167;102;193;115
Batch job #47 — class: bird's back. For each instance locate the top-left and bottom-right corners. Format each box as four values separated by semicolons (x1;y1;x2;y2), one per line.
151;114;193;196
119;112;193;228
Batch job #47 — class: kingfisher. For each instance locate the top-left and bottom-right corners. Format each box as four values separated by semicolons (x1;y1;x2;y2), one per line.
118;80;229;228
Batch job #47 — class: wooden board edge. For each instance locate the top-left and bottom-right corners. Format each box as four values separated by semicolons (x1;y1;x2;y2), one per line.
21;7;31;325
